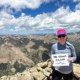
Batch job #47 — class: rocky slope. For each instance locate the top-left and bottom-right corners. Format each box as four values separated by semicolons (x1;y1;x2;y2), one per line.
0;59;80;80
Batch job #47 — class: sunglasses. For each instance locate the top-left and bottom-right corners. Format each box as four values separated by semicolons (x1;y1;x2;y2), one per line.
58;34;66;38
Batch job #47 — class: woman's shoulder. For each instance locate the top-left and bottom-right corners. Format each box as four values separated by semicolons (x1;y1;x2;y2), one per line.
66;41;74;47
52;42;58;47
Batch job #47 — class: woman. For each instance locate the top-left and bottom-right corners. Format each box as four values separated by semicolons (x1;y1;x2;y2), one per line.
51;29;77;80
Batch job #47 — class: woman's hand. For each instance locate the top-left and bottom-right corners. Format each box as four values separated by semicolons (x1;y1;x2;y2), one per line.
51;60;54;64
67;57;73;62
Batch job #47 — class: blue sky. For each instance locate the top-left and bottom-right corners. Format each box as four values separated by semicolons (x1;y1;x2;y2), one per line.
0;0;80;35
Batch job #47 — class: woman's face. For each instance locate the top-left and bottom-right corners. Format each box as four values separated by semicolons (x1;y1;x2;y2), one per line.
57;34;67;44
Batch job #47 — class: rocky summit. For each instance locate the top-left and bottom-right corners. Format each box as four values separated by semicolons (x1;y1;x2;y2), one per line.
0;59;80;80
0;59;53;80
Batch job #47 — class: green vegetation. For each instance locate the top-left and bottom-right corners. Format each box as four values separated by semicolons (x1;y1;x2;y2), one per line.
21;47;28;53
68;39;80;63
14;61;26;73
42;51;50;61
0;61;27;77
0;63;12;77
27;50;42;64
21;47;50;64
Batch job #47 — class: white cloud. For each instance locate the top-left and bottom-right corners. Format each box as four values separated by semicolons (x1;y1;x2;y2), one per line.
73;0;80;2
10;29;14;31
61;0;69;2
59;11;80;29
55;1;60;7
0;0;52;12
75;2;80;10
0;6;80;34
51;6;70;19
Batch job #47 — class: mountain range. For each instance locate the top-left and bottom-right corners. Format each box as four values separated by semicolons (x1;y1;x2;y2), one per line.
0;32;80;77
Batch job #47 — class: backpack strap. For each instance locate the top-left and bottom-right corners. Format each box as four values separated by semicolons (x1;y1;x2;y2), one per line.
66;42;73;57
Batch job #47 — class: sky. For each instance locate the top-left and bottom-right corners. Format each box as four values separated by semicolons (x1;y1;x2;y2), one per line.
0;0;80;35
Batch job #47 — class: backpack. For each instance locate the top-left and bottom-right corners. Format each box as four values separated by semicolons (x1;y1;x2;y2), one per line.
66;42;73;57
